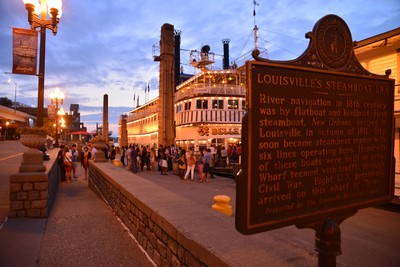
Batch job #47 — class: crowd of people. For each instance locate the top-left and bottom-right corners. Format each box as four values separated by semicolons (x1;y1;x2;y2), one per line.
57;141;241;184
118;143;241;182
57;143;95;183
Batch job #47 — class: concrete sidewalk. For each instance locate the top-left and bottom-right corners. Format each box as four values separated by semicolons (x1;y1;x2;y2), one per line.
91;163;400;267
0;171;154;267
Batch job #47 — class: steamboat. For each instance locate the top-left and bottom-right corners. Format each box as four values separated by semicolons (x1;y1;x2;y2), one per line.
119;33;245;178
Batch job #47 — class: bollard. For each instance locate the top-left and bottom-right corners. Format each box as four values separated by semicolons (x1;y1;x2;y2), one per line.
212;195;232;216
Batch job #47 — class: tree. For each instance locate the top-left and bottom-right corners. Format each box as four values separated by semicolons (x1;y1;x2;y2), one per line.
0;97;13;108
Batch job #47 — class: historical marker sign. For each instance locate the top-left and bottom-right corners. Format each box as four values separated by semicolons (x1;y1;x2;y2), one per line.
236;15;395;235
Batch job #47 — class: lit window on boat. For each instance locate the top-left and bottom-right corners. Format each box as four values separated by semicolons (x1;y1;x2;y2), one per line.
212;100;223;109
228;99;239;109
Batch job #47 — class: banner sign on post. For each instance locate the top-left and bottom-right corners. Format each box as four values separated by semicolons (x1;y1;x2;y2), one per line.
12;28;38;75
48;105;56;120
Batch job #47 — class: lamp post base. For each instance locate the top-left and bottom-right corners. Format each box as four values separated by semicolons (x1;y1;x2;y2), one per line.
93;142;107;162
19;149;46;172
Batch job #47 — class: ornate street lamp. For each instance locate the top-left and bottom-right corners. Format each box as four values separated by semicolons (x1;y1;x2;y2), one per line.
49;87;64;147
57;107;65;116
59;116;66;143
22;0;63;127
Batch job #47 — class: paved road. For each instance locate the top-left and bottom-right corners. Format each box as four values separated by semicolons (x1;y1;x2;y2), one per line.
0;140;26;224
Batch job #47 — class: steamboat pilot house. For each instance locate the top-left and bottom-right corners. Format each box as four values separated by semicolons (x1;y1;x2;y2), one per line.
174;46;246;151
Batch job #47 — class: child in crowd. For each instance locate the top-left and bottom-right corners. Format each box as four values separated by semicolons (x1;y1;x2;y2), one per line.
161;151;168;175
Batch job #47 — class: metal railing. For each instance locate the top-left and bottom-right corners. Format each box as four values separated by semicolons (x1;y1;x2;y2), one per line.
175;85;245;102
176;109;245;125
126;106;158;122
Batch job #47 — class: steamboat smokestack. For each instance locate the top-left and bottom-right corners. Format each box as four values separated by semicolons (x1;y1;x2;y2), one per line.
158;23;175;146
222;39;230;70
174;30;181;87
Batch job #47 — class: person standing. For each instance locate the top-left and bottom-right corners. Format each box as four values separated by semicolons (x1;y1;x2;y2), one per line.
57;144;66;182
77;144;83;163
177;149;186;180
121;146;126;166
221;146;227;167
203;149;212;183
110;145;116;161
126;145;132;169
184;150;196;180
166;145;173;171
81;146;91;180
171;145;178;175
146;145;151;170
197;150;205;182
229;146;239;164
135;146;141;172
157;144;163;173
71;144;78;180
89;142;97;161
130;146;138;173
126;145;131;171
63;146;73;183
102;144;110;160
161;150;169;175
150;146;156;170
141;146;148;171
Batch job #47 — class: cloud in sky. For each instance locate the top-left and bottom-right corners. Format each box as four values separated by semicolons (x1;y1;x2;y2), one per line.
1;0;399;135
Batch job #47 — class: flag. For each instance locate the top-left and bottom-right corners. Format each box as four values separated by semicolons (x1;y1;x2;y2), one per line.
12;28;38;75
133;93;136;101
147;83;150;92
253;0;258;16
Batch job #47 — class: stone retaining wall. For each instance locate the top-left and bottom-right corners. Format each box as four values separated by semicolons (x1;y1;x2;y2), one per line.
9;153;60;218
88;163;228;267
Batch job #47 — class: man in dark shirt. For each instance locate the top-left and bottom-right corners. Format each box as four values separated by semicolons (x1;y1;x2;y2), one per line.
57;145;66;182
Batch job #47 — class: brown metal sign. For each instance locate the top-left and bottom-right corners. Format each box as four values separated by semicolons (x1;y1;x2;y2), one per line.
235;15;395;235
236;62;395;235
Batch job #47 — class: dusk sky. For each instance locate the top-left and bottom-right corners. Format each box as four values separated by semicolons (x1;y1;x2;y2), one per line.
0;0;399;135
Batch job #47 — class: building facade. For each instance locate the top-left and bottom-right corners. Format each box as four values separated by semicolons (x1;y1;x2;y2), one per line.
354;28;400;174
